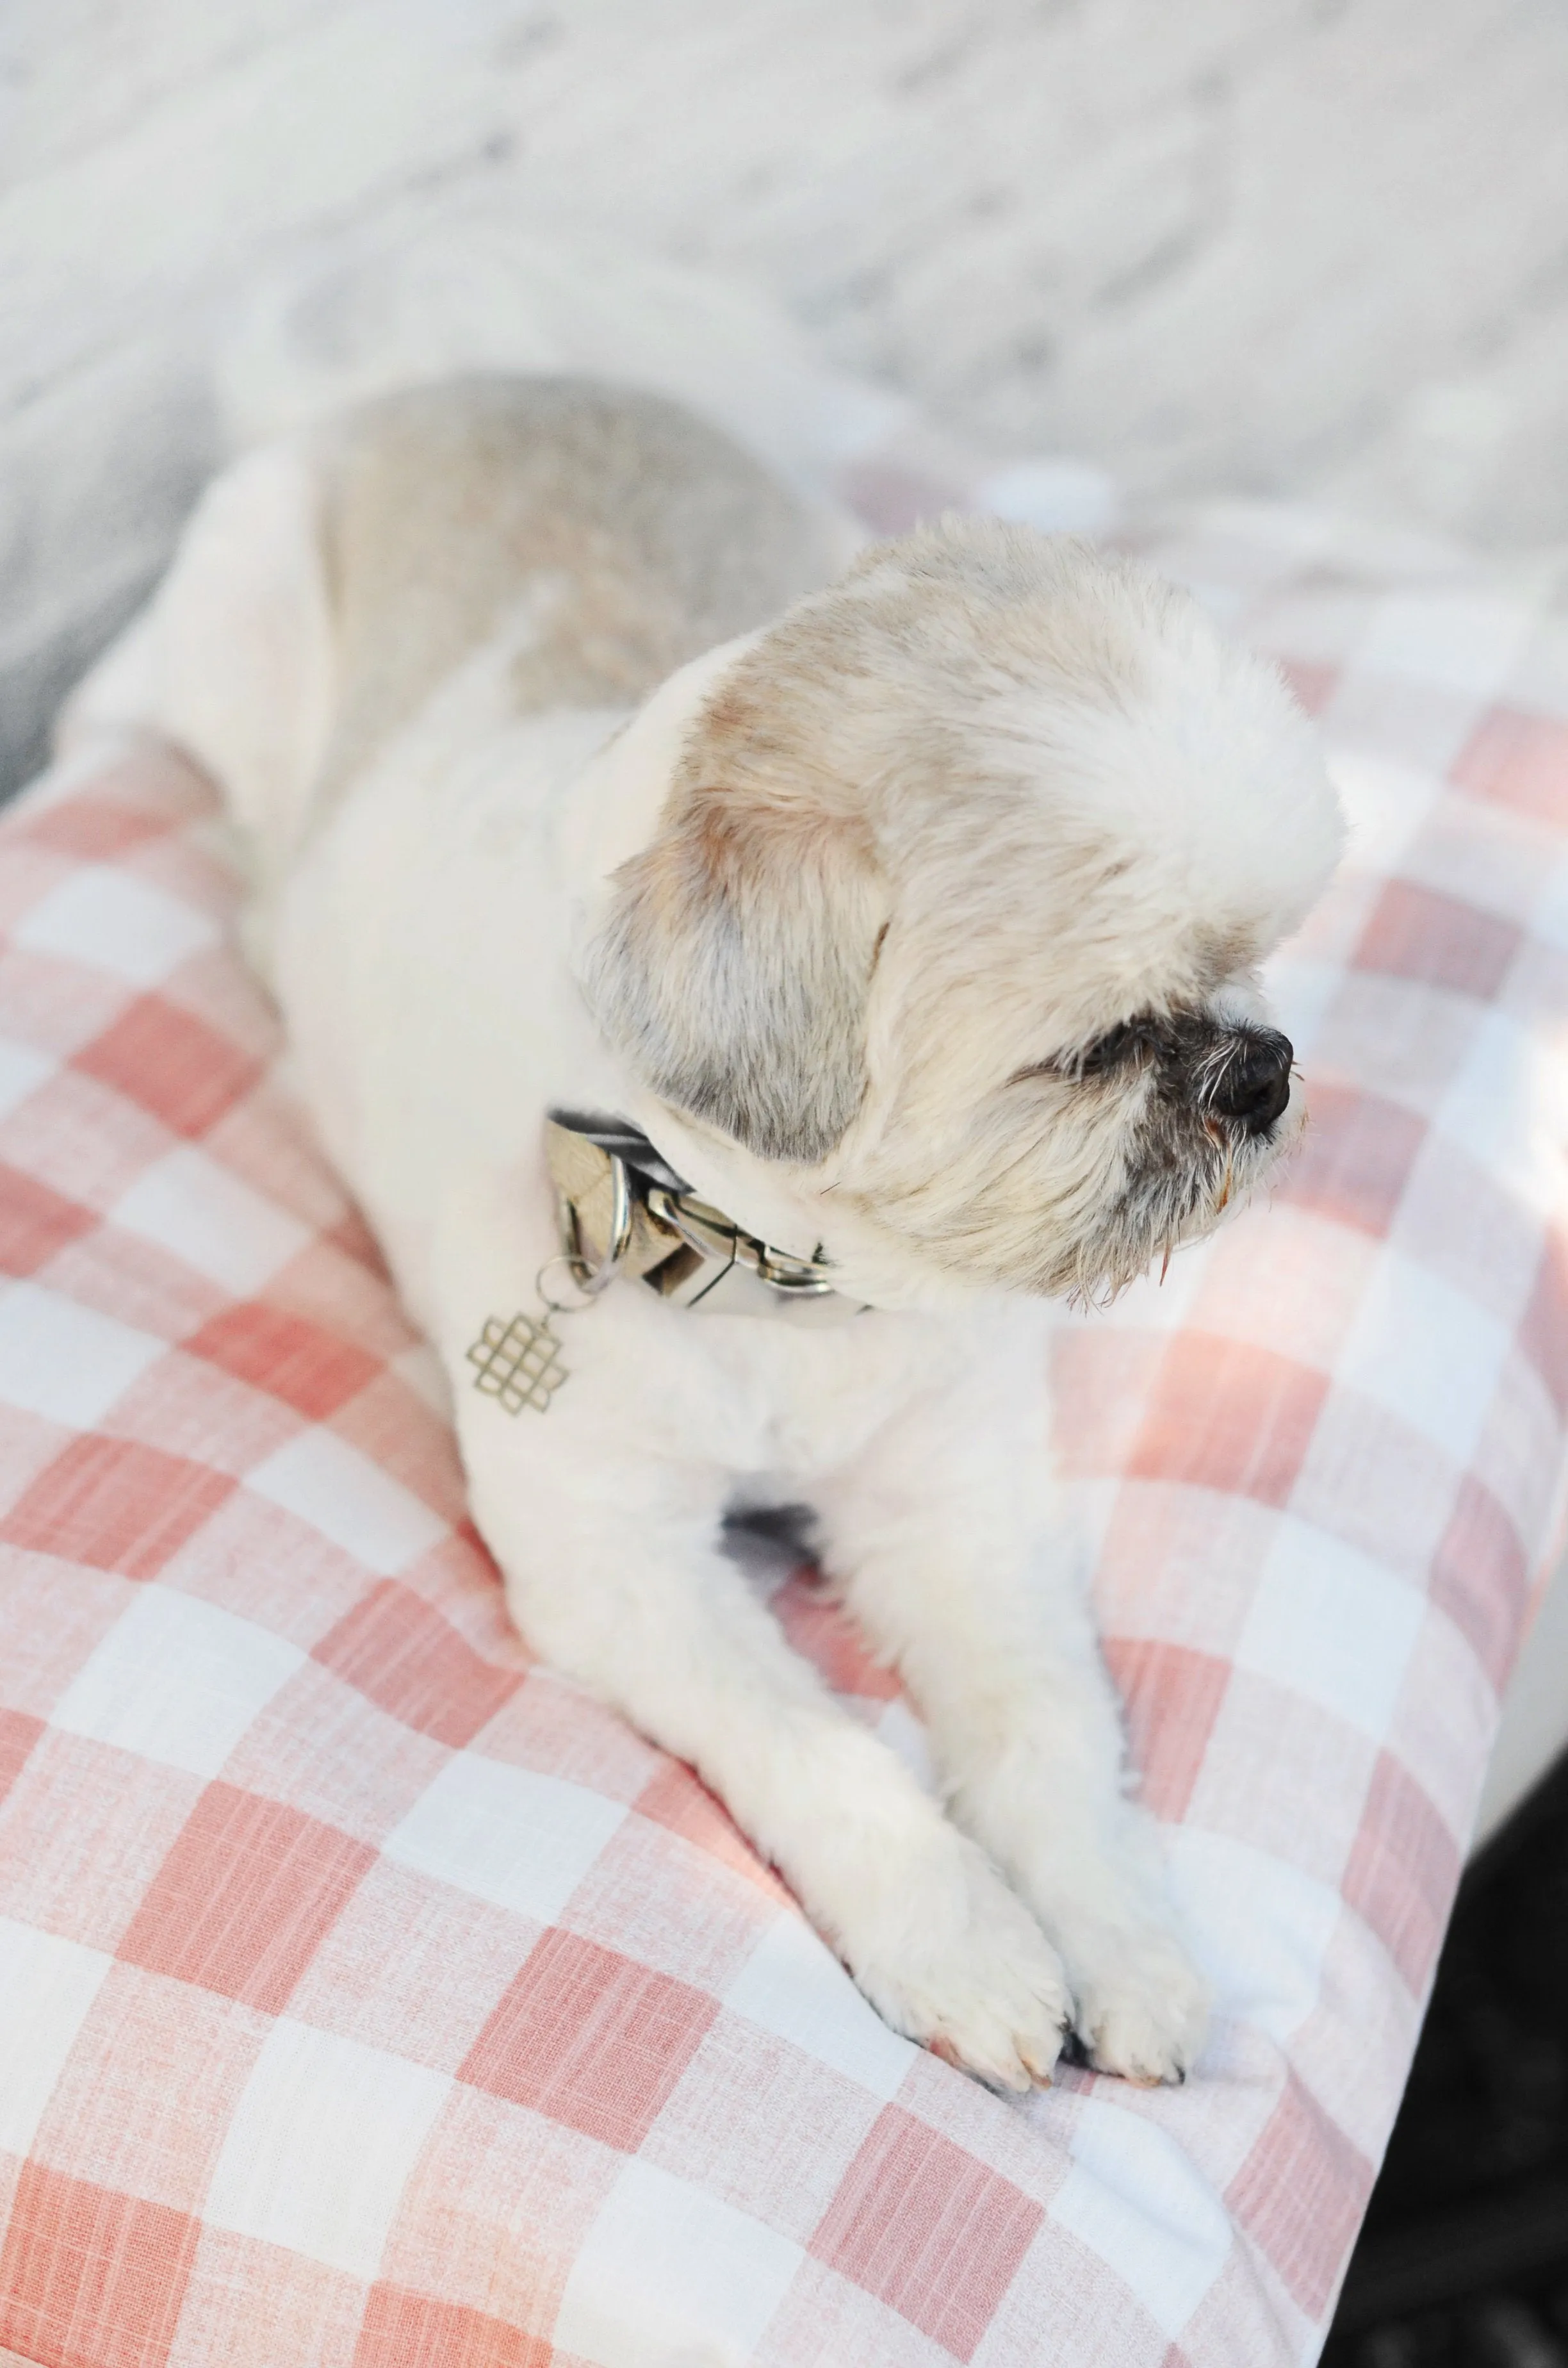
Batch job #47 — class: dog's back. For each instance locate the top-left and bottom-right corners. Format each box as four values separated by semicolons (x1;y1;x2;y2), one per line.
313;376;835;802
90;376;842;909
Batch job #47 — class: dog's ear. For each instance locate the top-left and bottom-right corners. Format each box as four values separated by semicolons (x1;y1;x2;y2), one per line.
583;780;885;1165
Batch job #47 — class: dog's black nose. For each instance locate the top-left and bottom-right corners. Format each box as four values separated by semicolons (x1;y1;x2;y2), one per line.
1209;1032;1293;1133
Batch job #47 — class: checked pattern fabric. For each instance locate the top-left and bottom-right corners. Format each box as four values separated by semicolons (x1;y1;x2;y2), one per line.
1;484;1567;2368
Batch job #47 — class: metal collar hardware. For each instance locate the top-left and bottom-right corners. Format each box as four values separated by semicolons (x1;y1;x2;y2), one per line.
545;1110;860;1322
466;1112;865;1417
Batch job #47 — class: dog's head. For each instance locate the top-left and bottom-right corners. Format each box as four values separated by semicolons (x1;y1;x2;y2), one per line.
582;518;1343;1310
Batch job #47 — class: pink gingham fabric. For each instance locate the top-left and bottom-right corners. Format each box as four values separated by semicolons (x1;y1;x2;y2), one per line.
1;486;1565;2368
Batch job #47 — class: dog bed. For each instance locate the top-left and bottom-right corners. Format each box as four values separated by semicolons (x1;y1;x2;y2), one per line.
0;463;1564;2368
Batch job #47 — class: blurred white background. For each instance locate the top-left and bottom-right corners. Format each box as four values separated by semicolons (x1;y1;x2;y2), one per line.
5;0;1568;793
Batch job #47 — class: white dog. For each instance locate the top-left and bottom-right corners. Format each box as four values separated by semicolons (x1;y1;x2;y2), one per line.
75;375;1341;2090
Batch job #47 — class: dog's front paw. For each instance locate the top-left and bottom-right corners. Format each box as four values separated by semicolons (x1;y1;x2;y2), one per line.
847;1838;1072;2092
1065;1920;1210;2086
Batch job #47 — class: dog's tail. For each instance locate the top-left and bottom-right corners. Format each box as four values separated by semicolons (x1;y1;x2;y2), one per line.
215;215;904;508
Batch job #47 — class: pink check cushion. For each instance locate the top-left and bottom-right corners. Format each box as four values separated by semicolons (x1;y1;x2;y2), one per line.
0;488;1565;2368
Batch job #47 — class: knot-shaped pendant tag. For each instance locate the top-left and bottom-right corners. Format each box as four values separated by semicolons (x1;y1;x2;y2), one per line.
466;1310;568;1413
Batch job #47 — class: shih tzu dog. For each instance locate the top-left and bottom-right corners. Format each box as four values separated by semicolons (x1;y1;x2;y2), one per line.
79;376;1341;2089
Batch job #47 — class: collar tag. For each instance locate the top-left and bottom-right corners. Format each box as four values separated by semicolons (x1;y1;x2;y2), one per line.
466;1310;568;1413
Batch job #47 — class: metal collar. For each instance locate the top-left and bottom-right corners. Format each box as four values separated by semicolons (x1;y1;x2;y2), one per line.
545;1109;860;1322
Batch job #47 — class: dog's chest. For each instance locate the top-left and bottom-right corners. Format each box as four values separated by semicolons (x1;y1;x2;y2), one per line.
612;1298;997;1486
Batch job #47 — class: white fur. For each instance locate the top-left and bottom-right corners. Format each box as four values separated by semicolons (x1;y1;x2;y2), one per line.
68;380;1344;2090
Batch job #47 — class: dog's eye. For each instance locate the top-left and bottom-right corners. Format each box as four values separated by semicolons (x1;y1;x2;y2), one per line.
1009;1017;1160;1088
1077;1021;1148;1075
